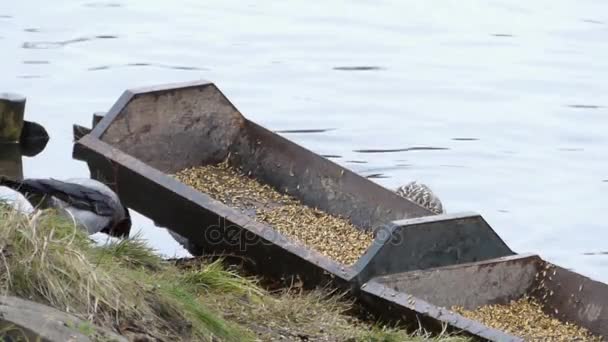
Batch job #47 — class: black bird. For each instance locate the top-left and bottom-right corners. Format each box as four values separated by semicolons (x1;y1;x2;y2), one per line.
0;177;131;238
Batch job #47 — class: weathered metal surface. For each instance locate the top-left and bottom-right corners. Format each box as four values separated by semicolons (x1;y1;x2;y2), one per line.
75;134;354;287
92;112;105;127
70;80;608;340
373;254;539;310
531;262;608;337
73;124;90;142
89;81;435;227
354;213;515;283
73;80;512;275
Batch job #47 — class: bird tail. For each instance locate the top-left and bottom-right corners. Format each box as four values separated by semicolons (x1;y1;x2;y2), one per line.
0;176;24;191
0;177;49;208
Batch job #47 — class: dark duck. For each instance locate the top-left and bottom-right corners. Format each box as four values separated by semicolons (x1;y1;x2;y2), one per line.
0;177;131;238
395;181;445;215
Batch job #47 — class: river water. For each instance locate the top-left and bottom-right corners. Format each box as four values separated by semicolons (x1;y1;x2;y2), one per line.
1;0;607;282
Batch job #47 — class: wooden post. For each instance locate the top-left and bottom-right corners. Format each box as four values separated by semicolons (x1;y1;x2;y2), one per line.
0;144;23;180
0;93;26;143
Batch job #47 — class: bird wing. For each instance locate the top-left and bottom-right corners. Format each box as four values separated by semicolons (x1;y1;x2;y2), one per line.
5;178;115;216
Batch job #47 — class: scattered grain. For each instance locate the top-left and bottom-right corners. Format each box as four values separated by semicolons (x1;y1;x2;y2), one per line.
173;161;374;265
452;297;602;341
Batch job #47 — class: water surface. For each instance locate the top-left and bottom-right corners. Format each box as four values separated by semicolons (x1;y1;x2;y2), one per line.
1;0;607;282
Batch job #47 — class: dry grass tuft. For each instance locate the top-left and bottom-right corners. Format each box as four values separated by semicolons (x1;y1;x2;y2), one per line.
0;202;249;342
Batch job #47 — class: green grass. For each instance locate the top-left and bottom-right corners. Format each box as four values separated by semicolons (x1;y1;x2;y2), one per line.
0;203;471;342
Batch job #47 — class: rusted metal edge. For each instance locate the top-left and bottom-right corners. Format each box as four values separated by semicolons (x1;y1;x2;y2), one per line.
74;134;356;284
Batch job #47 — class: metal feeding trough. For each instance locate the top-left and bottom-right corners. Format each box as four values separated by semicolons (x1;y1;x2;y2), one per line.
72;80;608;341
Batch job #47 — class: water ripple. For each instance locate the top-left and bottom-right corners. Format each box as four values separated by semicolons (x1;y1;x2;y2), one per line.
84;2;122;8
451;137;479;141
333;66;383;71
582;19;604;25
365;173;389;179
22;35;118;49
23;60;50;64
88;62;206;71
354;146;449;153
275;128;336;134
567;104;603;109
17;75;44;79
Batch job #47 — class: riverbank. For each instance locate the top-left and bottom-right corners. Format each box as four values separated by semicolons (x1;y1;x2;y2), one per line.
0;203;469;341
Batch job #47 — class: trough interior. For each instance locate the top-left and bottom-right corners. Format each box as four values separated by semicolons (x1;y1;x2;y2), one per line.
374;255;540;310
98;84;433;232
371;254;608;338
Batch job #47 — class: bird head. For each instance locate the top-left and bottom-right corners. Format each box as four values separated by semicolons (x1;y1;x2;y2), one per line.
102;205;132;238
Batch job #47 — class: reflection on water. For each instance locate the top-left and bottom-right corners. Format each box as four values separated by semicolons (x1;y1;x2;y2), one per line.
0;121;50;180
0;145;24;180
1;0;607;281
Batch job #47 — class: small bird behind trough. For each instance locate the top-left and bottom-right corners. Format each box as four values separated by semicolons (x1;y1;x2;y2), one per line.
395;181;445;215
0;177;131;238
